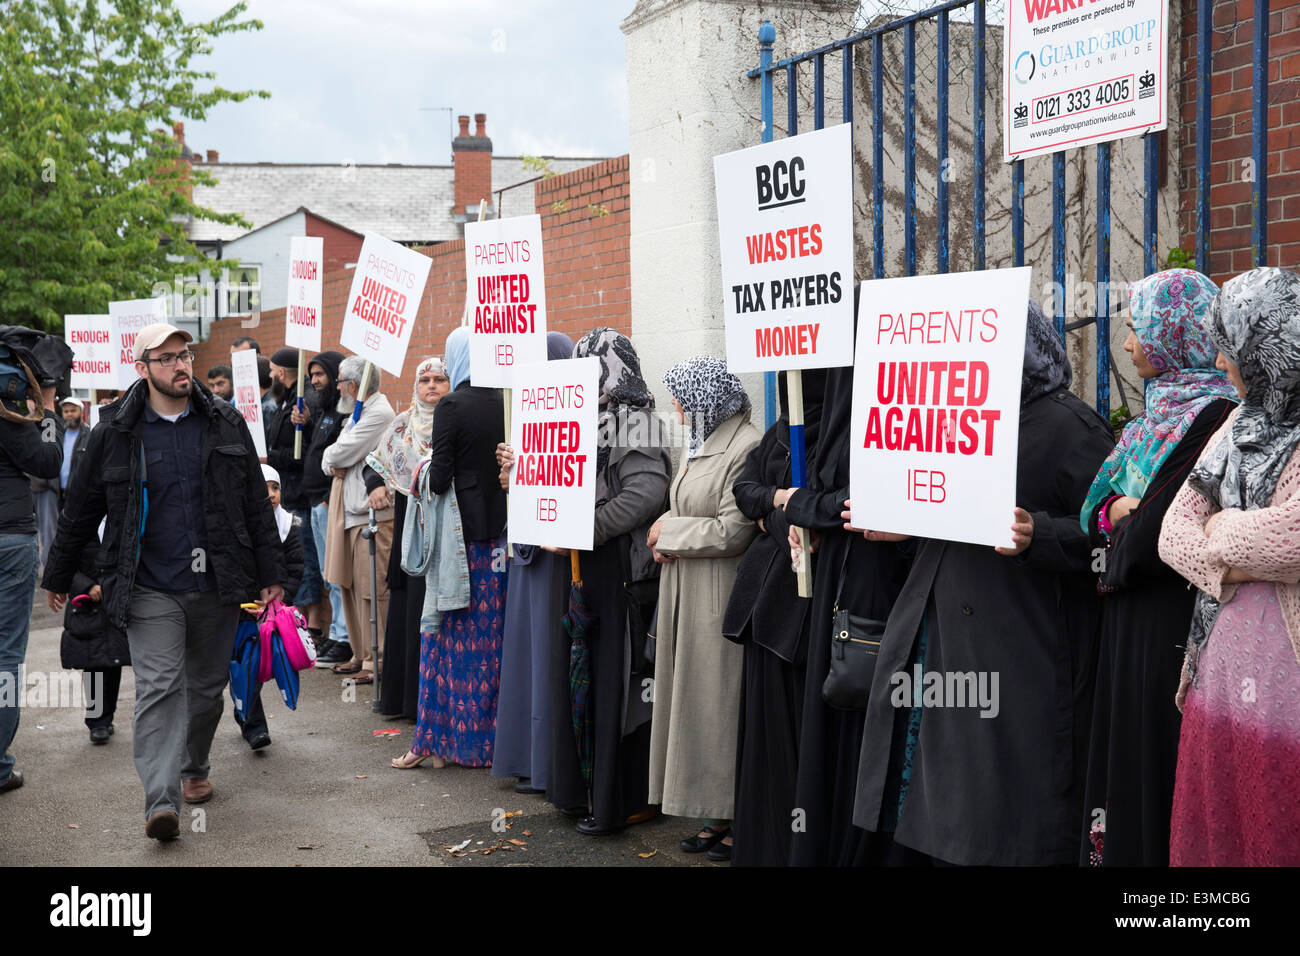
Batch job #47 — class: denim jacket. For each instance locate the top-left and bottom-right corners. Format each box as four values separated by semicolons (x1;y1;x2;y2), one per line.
403;459;470;632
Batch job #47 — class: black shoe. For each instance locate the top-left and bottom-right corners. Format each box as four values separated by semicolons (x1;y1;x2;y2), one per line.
0;769;23;794
145;810;180;841
89;725;114;745
315;640;351;665
680;826;729;853
514;778;544;795
248;731;271;751
560;805;589;820
706;840;733;862
576;815;621;836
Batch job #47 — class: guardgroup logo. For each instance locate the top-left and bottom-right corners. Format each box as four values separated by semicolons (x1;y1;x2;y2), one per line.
1014;50;1036;84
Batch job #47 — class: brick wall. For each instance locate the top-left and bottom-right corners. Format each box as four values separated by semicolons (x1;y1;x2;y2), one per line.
192;155;632;413
1178;0;1300;281
304;214;364;270
535;155;632;341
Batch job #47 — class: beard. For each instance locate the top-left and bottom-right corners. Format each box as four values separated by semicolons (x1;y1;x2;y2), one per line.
337;392;356;415
149;367;192;400
271;379;287;402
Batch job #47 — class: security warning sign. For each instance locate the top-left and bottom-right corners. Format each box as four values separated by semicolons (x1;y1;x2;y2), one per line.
1003;0;1167;161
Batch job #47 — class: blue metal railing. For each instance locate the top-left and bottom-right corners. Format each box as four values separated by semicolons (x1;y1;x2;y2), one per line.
750;0;1276;423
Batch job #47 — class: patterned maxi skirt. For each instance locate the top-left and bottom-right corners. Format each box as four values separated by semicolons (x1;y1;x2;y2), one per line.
411;538;507;767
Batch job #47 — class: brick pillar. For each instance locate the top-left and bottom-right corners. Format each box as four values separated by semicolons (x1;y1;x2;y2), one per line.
453;112;493;224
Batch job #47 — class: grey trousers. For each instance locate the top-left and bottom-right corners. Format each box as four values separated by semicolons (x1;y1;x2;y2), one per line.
126;586;237;820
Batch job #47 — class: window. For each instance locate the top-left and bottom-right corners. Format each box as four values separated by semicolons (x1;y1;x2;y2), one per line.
222;265;261;317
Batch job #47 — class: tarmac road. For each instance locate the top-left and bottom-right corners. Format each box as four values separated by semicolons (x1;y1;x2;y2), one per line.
0;592;715;868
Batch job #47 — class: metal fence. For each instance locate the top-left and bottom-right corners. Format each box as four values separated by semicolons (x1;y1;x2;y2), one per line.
749;0;1274;424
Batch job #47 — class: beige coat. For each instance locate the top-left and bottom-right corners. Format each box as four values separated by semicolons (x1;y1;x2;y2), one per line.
648;410;761;819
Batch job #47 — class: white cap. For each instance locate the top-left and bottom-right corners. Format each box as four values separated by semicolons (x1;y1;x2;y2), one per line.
261;464;281;485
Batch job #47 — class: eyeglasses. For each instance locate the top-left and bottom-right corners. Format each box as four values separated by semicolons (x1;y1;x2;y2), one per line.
144;350;196;368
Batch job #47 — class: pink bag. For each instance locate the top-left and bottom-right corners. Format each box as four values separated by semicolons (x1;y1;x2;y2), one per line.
257;600;316;681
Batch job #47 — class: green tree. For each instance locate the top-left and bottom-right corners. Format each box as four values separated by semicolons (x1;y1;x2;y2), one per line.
0;0;268;331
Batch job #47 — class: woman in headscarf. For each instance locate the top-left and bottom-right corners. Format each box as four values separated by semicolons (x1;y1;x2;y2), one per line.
369;357;450;720
724;368;826;866
490;331;575;793
392;327;508;769
522;328;672;835
1158;266;1300;865
647;356;761;861
1078;270;1238;866
850;302;1114;865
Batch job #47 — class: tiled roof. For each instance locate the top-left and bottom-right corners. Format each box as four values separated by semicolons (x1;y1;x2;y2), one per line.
188;156;604;244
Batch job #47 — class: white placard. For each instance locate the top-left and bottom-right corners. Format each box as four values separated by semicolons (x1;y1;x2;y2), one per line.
64;314;115;389
89;402;102;430
466;214;548;388
230;347;267;458
849;268;1032;549
507;357;599;551
285;236;324;352
340;233;433;376
1003;0;1167;161
108;297;168;389
714;124;855;373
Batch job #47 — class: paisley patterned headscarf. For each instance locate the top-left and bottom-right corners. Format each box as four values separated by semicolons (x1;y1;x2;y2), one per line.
1188;267;1300;510
1021;300;1072;405
1080;270;1236;528
575;328;655;478
1184;267;1300;682
663;355;750;457
366;356;446;495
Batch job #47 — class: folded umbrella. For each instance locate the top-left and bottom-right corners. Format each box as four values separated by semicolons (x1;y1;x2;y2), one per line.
563;550;596;787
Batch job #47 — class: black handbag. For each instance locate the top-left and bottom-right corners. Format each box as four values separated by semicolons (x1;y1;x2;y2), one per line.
821;544;886;711
59;580;131;671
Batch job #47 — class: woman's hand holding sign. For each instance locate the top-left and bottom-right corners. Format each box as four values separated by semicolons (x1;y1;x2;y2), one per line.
496;441;515;490
994;507;1035;556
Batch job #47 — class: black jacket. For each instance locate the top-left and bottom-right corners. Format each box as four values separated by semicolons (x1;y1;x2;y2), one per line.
278;513;304;598
56;422;92;496
265;381;311;512
42;378;286;629
300;351;345;507
0;409;62;534
426;381;506;542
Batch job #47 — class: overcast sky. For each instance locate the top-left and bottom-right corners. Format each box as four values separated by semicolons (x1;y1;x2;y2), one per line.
175;0;633;164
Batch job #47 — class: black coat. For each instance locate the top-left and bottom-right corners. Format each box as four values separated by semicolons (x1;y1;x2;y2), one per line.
1080;397;1235;866
300;351;345;507
265;382;312;512
42;378;286;629
425;381;506;543
60;547;130;671
0;408;62;534
853;389;1115;866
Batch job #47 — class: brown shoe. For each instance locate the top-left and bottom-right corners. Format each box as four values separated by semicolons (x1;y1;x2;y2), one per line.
145;810;180;841
182;777;213;804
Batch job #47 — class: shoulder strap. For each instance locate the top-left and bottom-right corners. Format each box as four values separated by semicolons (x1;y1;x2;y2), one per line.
831;535;852;611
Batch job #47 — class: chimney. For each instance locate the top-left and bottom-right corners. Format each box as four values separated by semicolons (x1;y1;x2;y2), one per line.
171;121;193;201
207;149;220;163
452;110;493;222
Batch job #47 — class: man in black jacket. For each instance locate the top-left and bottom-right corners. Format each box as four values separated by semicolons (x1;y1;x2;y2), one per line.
295;350;350;663
43;323;285;841
0;379;63;796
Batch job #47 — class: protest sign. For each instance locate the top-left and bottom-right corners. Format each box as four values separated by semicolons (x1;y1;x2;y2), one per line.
340;233;432;376
713;123;854;374
1003;0;1167;161
849;267;1032;549
89;402;101;430
230;347;267;457
465;214;548;387
285;236;324;352
507;357;599;551
108;297;168;389
64;315;116;390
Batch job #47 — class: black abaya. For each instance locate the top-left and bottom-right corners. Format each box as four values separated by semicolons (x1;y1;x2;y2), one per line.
379;493;423;720
1080;398;1235;866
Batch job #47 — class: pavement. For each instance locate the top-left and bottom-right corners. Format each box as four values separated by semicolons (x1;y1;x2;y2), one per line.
0;590;717;868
